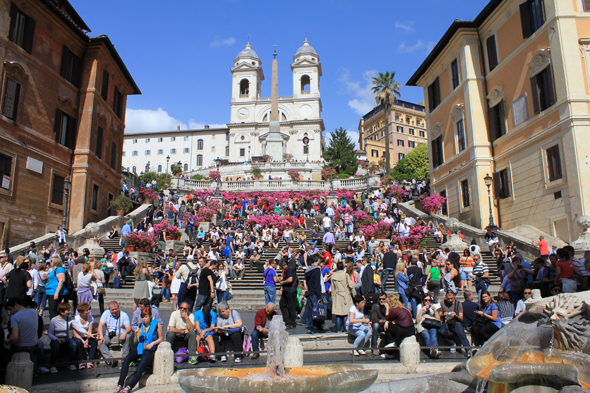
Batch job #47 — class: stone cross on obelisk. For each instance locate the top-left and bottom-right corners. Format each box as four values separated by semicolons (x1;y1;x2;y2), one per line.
265;44;284;159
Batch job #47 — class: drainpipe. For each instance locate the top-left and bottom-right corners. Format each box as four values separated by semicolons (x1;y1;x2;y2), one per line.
476;31;502;229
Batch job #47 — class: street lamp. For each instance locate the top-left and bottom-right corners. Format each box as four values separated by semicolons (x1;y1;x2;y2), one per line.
62;177;71;232
248;145;251;162
366;172;370;195
166;155;170;175
328;159;335;196
176;161;182;191
214;157;222;197
483;173;499;231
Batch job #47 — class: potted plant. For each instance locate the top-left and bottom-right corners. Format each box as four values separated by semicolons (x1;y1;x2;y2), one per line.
109;195;133;216
421;194;448;215
287;169;301;181
124;232;156;252
250;166;263;180
140;188;157;204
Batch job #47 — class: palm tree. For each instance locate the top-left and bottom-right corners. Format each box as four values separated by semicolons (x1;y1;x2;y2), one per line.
371;72;401;175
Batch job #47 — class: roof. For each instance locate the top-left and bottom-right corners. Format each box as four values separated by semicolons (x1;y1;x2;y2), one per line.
407;0;505;86
236;43;259;60
40;0;89;39
295;38;317;57
89;35;141;95
124;127;229;138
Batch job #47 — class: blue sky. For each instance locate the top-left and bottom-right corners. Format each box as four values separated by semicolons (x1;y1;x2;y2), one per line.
71;0;488;145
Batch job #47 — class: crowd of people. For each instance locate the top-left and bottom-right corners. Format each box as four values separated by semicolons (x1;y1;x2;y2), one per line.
1;179;589;391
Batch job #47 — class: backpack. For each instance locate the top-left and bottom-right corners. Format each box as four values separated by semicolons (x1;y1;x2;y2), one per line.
113;275;121;289
187;264;200;286
63;269;75;298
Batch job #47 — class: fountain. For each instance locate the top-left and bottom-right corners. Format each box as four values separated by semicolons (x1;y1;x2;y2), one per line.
177;317;378;393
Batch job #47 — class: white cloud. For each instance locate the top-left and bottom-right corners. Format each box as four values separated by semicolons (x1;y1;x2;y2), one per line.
210;37;236;47
125;108;226;134
337;69;378;116
324;129;360;150
395;22;415;32
398;40;436;53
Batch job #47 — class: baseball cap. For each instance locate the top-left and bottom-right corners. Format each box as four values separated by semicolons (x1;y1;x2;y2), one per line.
389;245;394;249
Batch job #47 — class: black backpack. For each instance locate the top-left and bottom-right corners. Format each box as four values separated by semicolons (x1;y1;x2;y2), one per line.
187;264;200;286
64;269;75;299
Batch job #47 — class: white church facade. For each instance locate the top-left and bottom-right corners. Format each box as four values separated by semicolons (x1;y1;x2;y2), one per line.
122;39;325;175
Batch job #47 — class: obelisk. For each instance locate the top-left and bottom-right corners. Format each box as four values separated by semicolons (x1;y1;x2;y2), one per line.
265;45;284;160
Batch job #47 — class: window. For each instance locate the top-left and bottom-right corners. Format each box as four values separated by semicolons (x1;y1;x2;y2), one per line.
225;146;229;156
440;190;448;215
101;70;109;100
0;153;12;190
91;184;99;211
2;78;20;120
157;149;163;155
60;46;82;87
184;136;189;141
158;138;163;142
144;150;150;156
486;35;499;71
456;119;466;152
419;130;425;137
122;151;125;157
240;148;245;157
132;139;137;144
197;139;204;150
110;142;117;169
211;146;216;152
493;169;511;199
398;153;405;160
184;164;188;171
145;138;150;143
303;145;309;154
54;110;76;149
95;127;103;159
546;144;562;182
113;87;123;118
408;141;415;148
170;148;176;154
531;66;555;114
132;166;136;173
431;135;444;168
461;179;470;208
427;77;441;112
196;154;203;166
132;151;138;156
451;59;460;89
520;0;545;39
488;100;506;141
51;174;65;205
301;75;311;93
371;149;379;157
157;164;162;172
584;0;590;11
8;3;35;53
171;137;175;141
397;126;404;133
239;79;250;97
183;148;189;154
226;133;229;141
409;128;415;135
397;139;404;147
212;134;215;140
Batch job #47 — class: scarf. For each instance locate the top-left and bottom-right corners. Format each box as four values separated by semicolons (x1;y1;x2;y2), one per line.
138;318;158;355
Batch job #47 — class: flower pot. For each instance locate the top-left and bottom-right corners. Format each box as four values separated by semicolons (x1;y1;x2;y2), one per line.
166;236;173;240
136;247;145;252
127;245;135;252
400;245;407;251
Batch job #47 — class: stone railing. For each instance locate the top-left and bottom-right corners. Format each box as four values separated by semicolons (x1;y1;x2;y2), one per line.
398;201;540;262
185;161;323;179
8;204;152;258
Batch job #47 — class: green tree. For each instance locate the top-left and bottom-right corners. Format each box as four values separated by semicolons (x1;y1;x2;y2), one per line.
323;128;359;176
371;71;401;175
391;143;430;181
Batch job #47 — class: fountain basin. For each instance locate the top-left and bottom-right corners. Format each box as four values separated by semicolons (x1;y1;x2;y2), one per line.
177;365;378;393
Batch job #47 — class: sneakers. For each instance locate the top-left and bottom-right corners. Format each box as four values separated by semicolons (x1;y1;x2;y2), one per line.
357;349;366;355
220;355;227;362
380;353;395;359
38;367;50;374
208;355;217;363
450;344;457;353
86;363;94;369
353;350;360;356
372;349;380;356
251;353;260;360
188;356;199;365
78;363;86;369
235;357;242;363
50;367;58;374
430;348;441;359
384;342;397;348
68;365;77;371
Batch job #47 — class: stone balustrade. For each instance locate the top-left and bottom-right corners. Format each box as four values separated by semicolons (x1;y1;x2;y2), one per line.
179;176;378;192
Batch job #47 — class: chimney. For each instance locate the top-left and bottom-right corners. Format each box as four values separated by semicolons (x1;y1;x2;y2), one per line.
204;125;209;129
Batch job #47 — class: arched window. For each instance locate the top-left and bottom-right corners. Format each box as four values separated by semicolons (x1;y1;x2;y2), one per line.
239;79;250;97
197;155;203;166
301;75;310;93
184;163;188;171
157;164;162;172
197;139;204;150
132;166;136;173
398;153;405;160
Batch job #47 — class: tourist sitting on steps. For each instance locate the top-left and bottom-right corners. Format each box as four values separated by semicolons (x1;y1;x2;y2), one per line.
381;295;415;359
212;302;245;363
416;295;441;359
470;290;501;356
347;295;371;356
98;301;133;368
437;290;471;357
194;303;218;363
167;302;198;364
369;293;388;355
250;303;279;360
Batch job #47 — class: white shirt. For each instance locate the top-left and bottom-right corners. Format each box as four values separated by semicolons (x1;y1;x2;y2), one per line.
322;217;331;228
347;306;364;329
72;314;94;337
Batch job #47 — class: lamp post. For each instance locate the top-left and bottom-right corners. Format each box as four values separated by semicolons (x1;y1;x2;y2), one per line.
328;159;335;196
483;173;499;231
61;177;71;233
214;157;221;197
176;161;182;191
366;172;370;195
166;155;170;175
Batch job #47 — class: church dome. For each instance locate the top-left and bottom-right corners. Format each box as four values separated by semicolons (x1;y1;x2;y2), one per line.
295;38;317;56
237;43;259;60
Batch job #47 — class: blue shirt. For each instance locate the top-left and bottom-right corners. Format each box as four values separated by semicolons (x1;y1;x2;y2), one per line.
121;224;131;237
194;310;217;337
46;267;68;296
484;303;502;329
100;310;131;335
522;261;533;284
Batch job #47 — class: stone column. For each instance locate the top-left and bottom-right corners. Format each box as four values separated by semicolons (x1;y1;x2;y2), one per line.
153;341;174;384
399;336;420;373
283;336;304;368
6;352;34;390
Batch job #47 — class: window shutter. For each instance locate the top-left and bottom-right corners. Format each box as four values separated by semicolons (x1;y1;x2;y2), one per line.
8;3;17;42
60;46;71;78
96;127;103;158
492;172;501;199
72;54;82;88
2;79;20;120
520;1;533;38
488;105;498;141
428;84;434;112
486;36;498;70
545;65;556;107
585;0;590;11
498;100;506;137
530;76;540;114
431;140;437;167
101;70;109;100
434;77;441;107
54;110;62;144
66;115;77;150
22;16;35;53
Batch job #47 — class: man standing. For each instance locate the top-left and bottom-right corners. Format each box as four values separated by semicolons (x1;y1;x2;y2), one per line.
263;260;279;306
250;303;279;359
175;255;199;312
194;258;216;312
279;260;298;329
406;258;423;317
532;236;549;263
97;301;132;367
380;246;397;293
322;228;335;254
359;258;375;297
304;258;324;333
472;254;490;297
4;262;32;303
167;302;198;364
438;291;470;356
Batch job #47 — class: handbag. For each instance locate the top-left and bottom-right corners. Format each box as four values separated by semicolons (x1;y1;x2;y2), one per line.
421;317;442;329
312;301;327;322
97;287;106;295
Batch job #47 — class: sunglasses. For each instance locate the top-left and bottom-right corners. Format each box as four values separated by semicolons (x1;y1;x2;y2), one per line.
524;292;532;295
180;307;189;311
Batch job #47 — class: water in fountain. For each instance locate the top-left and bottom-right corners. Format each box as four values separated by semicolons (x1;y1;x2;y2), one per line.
475;377;488;393
264;316;289;379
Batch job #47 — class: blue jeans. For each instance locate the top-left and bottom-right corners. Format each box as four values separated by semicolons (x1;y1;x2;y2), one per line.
217;290;228;303
439;321;470;348
398;286;410;309
35;286;47;310
264;286;276;306
304;294;319;330
72;337;98;360
371;322;384;348
421;328;439;347
251;329;268;352
50;337;78;363
36;339;45;364
380;269;392;293
348;325;371;349
161;287;171;301
410;297;417;318
194;293;211;311
335;316;347;333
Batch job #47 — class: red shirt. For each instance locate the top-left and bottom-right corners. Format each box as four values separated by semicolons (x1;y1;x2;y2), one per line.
386;307;413;327
537;239;549;255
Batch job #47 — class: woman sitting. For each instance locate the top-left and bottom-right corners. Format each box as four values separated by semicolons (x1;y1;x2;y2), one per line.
71;302;98;368
470;290;501;354
416;295;441;359
194;303;218;363
271;234;281;249
114;307;163;393
232;258;245;280
213;302;244;363
347;295;371;356
48;303;78;371
496;290;515;326
381;295;415;359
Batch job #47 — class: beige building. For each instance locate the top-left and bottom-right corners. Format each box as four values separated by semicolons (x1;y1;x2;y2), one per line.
407;0;590;243
358;100;427;166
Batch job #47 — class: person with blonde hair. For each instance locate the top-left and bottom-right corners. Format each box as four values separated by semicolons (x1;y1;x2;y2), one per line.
132;258;151;312
380;294;415;358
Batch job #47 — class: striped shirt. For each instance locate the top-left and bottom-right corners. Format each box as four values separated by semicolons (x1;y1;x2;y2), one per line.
473;261;489;278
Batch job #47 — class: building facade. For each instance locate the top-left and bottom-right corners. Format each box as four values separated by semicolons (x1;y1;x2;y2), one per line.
408;0;590;242
122;126;229;175
358;100;427;165
0;0;139;247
